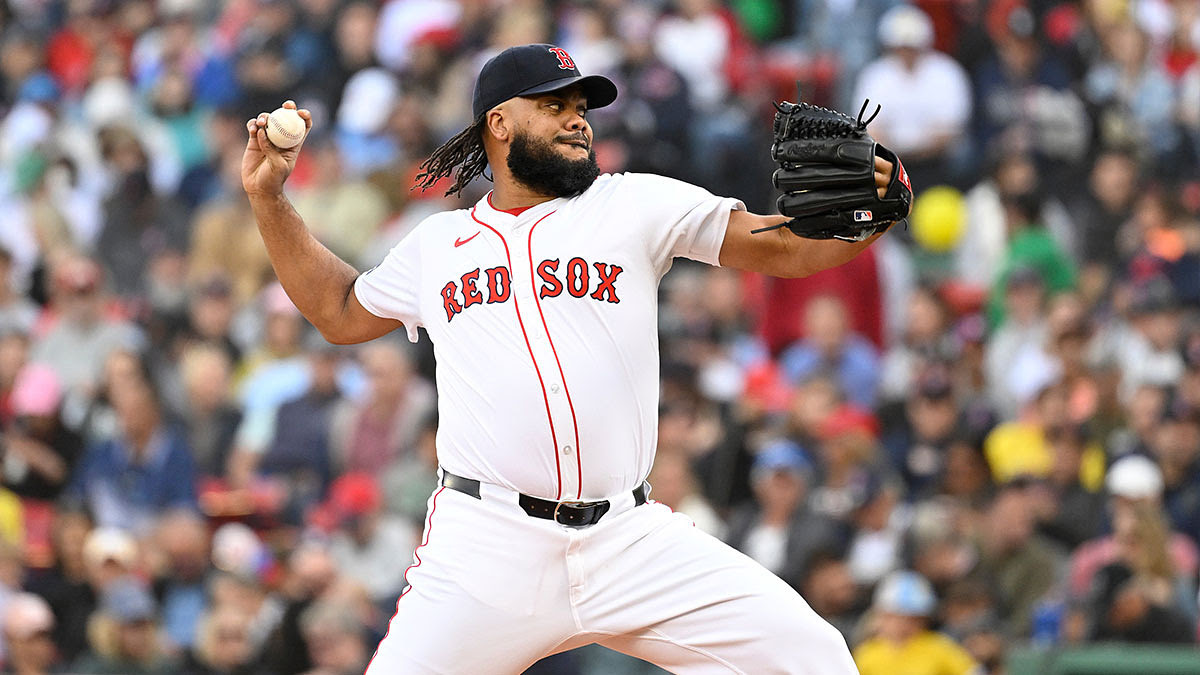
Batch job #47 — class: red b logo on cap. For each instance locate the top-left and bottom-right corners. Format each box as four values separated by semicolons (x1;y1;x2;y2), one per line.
548;47;575;70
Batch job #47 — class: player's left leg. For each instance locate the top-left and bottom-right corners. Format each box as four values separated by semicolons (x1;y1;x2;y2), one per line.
576;503;857;674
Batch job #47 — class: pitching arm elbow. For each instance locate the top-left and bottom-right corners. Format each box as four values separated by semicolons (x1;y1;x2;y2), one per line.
314;285;405;345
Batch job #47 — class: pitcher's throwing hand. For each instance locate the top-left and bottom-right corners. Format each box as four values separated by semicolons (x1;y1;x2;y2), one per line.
242;100;312;198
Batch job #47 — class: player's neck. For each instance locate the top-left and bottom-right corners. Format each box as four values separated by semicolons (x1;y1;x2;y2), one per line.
488;181;557;212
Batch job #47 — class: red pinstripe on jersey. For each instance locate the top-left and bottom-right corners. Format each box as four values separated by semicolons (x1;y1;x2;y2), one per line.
364;485;446;673
528;215;584;499
471;206;564;499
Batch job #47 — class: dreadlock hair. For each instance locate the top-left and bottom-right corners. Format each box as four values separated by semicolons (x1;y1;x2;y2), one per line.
413;117;489;197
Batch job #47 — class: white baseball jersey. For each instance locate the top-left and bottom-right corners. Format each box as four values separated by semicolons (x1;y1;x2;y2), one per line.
354;173;742;501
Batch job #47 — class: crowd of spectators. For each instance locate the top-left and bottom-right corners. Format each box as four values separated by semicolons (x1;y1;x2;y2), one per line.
0;0;1197;673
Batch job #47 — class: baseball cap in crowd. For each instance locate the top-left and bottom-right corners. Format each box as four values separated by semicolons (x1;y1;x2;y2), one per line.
10;364;62;417
17;72;60;104
311;473;383;530
752;439;813;482
338;68;400;135
817;405;880;441
873;570;936;617
1006;346;1061;409
82;78;137;129
82;527;137;570
412;25;459;51
100;576;157;623
986;2;1037;42
329;473;382;515
878;5;934;49
2;593;54;640
472;44;618;119
1005;5;1037;39
740;361;793;414
1105;454;1163;500
937;281;987;317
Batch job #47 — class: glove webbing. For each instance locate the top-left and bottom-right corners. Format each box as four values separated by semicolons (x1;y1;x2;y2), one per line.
755;98;883;236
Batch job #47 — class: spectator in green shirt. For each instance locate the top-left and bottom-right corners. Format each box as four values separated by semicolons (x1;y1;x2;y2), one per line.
988;192;1078;328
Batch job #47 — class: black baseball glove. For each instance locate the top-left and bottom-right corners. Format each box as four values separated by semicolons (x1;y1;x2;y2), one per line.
756;97;913;241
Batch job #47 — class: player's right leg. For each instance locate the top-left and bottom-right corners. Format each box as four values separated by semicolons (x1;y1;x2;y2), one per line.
364;487;575;674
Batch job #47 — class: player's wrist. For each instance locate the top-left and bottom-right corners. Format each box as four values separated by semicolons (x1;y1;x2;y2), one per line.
245;187;289;202
246;189;295;219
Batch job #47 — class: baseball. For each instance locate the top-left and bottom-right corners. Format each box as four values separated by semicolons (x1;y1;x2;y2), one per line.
266;107;305;149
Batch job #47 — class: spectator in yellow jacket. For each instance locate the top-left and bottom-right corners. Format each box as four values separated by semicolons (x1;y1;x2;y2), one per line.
854;570;981;675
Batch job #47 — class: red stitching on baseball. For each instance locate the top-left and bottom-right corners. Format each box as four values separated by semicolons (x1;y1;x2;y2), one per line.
268;117;302;143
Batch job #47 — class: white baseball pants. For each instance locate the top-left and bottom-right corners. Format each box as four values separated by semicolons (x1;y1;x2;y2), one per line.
364;482;858;674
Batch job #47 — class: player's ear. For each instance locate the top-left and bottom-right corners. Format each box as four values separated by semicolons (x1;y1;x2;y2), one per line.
485;108;510;143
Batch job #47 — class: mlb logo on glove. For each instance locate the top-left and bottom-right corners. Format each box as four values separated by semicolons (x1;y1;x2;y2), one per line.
854;210;873;222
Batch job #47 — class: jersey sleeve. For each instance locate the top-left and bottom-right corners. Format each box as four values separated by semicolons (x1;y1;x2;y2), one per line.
354;226;424;343
625;174;744;273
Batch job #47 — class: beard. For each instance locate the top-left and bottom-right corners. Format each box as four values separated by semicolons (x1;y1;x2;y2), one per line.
506;129;600;198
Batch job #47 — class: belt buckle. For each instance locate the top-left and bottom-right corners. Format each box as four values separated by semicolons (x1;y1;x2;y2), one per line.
553;500;594;526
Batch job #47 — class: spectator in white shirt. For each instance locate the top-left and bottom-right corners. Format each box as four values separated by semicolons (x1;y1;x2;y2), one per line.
654;0;730;112
853;5;972;189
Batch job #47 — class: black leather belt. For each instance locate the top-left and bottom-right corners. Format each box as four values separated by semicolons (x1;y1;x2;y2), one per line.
441;470;648;527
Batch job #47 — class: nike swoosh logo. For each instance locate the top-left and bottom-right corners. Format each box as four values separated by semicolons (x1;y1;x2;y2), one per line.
454;232;480;247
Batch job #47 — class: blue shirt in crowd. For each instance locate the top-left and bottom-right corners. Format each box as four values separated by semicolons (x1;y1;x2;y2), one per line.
66;426;199;535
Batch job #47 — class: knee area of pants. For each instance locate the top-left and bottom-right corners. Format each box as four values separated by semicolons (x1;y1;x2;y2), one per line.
815;621;852;655
766;616;850;661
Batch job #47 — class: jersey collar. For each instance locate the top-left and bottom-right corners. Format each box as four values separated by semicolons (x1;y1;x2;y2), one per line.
474;191;564;228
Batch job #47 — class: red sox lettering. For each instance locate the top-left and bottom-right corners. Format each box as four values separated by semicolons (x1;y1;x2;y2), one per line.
442;258;623;321
536;258;622;301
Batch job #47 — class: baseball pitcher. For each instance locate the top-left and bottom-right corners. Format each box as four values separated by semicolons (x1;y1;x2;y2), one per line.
241;44;910;674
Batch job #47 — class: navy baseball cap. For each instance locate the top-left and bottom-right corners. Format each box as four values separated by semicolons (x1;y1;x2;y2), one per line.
472;44;618;120
752;439;813;479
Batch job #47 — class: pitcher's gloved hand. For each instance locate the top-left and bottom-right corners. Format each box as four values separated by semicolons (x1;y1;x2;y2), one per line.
756;95;913;242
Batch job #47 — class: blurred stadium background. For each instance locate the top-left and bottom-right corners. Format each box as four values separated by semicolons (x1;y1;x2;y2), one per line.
0;0;1197;673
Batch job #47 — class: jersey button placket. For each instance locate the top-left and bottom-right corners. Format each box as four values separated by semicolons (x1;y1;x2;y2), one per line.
524;217;581;499
507;232;573;495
